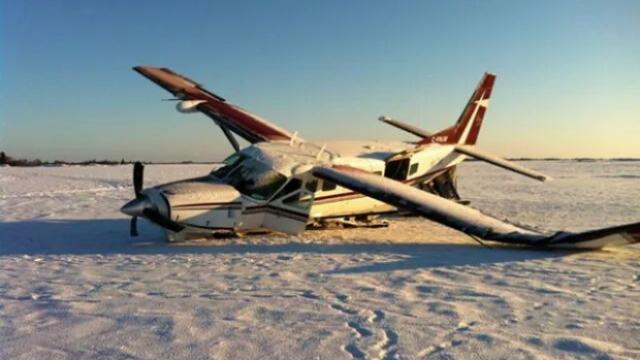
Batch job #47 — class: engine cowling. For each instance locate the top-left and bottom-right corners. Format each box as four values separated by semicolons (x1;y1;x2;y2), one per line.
176;100;207;113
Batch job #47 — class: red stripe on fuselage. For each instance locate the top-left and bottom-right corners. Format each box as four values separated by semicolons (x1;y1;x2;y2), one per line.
243;205;309;222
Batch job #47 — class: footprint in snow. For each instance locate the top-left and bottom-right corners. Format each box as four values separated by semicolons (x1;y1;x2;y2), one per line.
347;321;373;337
331;303;358;315
553;338;608;356
301;290;320;300
344;343;366;359
373;328;399;360
369;310;385;323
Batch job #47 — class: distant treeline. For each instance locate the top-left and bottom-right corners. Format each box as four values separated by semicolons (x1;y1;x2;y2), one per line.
1;151;638;167
0;152;217;167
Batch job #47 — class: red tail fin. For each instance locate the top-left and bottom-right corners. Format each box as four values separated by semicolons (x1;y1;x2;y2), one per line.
420;73;496;145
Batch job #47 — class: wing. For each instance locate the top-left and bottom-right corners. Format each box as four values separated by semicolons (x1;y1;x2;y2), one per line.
134;66;294;144
312;165;640;249
454;145;550;182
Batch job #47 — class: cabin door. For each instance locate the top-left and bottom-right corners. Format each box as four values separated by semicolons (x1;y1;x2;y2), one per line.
263;178;314;234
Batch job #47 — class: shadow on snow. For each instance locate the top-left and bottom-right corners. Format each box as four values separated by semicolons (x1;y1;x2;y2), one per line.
0;218;571;273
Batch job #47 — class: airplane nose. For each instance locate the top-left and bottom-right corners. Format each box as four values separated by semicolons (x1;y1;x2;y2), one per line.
121;196;154;217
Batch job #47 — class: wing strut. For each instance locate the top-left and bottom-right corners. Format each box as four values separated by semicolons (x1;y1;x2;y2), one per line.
219;124;240;152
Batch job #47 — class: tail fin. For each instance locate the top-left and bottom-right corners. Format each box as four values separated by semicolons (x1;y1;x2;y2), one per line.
420;72;496;145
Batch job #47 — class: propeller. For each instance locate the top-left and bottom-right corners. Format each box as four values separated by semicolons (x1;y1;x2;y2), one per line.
130;216;138;237
133;162;144;198
123;161;185;236
143;209;184;232
130;162;144;236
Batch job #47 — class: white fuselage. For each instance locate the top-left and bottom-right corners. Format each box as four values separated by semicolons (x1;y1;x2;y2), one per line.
141;140;465;239
308;140;464;219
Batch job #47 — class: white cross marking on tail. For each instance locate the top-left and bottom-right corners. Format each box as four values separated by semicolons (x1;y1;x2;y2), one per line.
475;98;490;108
458;97;490;144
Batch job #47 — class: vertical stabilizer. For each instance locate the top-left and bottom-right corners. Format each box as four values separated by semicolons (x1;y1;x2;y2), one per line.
420;73;496;145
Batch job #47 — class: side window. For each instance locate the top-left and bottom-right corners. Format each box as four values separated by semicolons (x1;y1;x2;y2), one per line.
283;192;312;209
384;158;410;180
281;178;313;209
305;180;318;192
274;178;302;199
409;163;419;176
321;180;337;192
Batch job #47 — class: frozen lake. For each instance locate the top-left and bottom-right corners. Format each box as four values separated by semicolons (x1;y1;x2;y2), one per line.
1;161;639;359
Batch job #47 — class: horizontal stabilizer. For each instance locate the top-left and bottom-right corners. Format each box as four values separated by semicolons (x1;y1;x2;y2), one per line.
455;145;550;182
312;165;639;250
379;116;432;138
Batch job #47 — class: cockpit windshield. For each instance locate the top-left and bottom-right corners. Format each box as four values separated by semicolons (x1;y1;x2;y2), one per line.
210;153;245;179
211;154;287;201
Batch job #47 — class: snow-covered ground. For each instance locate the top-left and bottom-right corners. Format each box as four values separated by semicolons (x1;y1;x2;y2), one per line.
1;161;639;359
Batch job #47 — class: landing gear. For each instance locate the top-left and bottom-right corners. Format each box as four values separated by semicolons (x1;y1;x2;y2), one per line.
166;229;187;243
309;214;389;230
419;166;468;203
165;228;239;242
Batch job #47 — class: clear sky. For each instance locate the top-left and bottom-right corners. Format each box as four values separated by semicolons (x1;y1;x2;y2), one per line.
1;0;639;161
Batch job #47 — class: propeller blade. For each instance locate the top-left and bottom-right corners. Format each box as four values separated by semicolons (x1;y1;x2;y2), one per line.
143;208;185;232
133;162;144;197
130;216;139;237
128;162;183;235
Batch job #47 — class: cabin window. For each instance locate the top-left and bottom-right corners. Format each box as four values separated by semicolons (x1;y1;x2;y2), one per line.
283;193;312;209
305;180;318;192
321;180;337;192
274;178;302;200
409;163;419;176
384;158;410;180
275;179;313;209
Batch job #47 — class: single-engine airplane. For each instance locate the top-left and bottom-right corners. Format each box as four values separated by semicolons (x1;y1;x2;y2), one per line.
121;66;640;249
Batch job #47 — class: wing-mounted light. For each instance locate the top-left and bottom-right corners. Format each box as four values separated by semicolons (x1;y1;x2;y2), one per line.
176;100;208;114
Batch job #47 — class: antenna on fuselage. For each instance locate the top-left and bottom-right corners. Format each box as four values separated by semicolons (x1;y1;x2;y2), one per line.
316;144;327;160
289;131;299;146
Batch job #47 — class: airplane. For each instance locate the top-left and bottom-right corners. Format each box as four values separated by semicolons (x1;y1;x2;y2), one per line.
121;66;640;249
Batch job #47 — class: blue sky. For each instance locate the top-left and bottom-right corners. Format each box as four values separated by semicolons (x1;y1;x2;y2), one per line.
2;0;639;161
